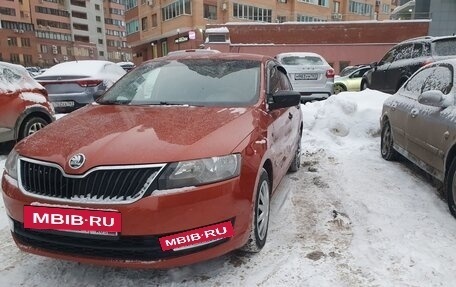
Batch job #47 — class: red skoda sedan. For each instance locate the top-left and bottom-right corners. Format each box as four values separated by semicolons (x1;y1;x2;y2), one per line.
1;53;302;268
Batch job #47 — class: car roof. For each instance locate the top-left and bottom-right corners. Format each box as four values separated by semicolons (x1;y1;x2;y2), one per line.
399;35;456;44
37;60;120;77
149;52;271;63
276;52;323;58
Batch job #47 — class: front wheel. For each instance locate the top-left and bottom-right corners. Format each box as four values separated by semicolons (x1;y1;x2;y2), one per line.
333;84;346;95
380;121;399;161
19;116;48;141
241;169;270;253
446;158;456;219
361;80;369;91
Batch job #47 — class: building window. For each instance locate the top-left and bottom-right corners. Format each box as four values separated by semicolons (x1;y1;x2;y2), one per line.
349;1;373;15
24;54;33;66
96;16;101;22
152;14;157;27
20;38;30;47
297;0;328;7
10;53;20;64
74;35;90;42
95;4;100;10
40;44;48;53
73;23;89;31
109;8;124;15
233;3;272;23
277;16;286;23
72;11;87;19
203;4;217;20
36;6;69;17
105;18;125;26
37;19;71;30
98;39;103;44
7;37;17;47
70;0;86;7
1;21;34;31
162;0;192;21
141;16;148;31
97;27;102;33
0;7;16;16
297;14;326;22
126;19;139;35
99;51;104;57
36;30;72;41
125;0;138;10
382;4;390;14
333;1;340;13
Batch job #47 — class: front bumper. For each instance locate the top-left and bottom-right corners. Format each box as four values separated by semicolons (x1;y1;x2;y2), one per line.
2;174;253;268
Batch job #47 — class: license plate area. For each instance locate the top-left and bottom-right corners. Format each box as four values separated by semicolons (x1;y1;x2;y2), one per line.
23;206;121;236
295;73;318;80
52;101;75;108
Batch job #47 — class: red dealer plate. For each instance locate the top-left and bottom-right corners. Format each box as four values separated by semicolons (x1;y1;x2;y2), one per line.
23;206;121;235
159;221;234;251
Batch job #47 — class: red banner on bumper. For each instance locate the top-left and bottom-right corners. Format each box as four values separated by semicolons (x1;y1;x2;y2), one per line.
159;221;234;251
23;206;121;233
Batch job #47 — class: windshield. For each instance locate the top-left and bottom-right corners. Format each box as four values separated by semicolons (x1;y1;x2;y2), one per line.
280;56;324;66
98;59;261;107
433;39;456;56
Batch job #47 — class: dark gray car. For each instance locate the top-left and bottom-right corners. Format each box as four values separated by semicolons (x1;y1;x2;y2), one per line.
380;59;456;218
363;35;456;94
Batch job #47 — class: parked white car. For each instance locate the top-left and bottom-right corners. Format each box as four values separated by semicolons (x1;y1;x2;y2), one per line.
276;52;334;102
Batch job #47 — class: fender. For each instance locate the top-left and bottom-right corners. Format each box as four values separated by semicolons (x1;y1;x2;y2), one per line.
14;106;54;140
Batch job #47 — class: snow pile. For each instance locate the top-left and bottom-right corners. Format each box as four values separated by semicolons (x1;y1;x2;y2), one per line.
301;90;391;148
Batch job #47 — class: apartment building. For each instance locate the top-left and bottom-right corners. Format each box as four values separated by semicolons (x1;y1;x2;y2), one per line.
126;0;395;63
104;0;132;62
0;0;131;67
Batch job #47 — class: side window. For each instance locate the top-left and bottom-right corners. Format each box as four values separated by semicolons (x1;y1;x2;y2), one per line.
380;49;395;65
411;43;424;58
422;65;453;95
403;66;435;98
278;68;292;90
393;44;413;61
269;66;281;94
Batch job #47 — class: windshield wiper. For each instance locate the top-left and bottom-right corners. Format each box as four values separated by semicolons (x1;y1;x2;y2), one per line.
98;99;131;105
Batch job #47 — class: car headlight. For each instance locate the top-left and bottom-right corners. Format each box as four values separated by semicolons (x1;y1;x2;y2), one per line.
5;149;19;180
158;154;241;190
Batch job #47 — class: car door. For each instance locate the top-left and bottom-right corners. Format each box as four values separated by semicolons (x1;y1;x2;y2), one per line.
405;64;454;179
0;67;21;142
371;48;395;91
266;62;295;191
388;65;435;152
384;43;414;93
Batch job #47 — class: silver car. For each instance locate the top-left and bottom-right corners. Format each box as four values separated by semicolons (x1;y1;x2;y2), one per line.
276;52;334;102
35;60;126;113
380;59;456;219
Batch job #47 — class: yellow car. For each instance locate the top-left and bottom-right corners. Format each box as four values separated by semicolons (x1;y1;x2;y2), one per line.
334;66;370;94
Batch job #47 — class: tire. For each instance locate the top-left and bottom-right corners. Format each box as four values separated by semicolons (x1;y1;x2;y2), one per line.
446;158;456;219
361;80;369;91
241;168;270;253
333;84;346;95
19;116;48;141
380;121;399;161
288;139;301;172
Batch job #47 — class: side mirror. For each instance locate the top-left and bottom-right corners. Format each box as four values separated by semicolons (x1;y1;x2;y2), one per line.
418;90;449;108
370;61;378;68
269;90;301;110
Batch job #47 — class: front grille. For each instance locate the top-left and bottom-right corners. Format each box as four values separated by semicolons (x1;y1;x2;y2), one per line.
19;158;164;203
12;220;228;261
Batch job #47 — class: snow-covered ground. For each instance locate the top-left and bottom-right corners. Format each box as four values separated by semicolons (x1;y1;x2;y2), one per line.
1;90;456;286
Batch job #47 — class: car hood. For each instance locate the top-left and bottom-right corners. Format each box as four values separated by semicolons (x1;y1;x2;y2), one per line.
16;104;256;174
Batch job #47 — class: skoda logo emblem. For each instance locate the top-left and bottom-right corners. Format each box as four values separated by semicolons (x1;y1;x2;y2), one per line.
69;153;86;169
